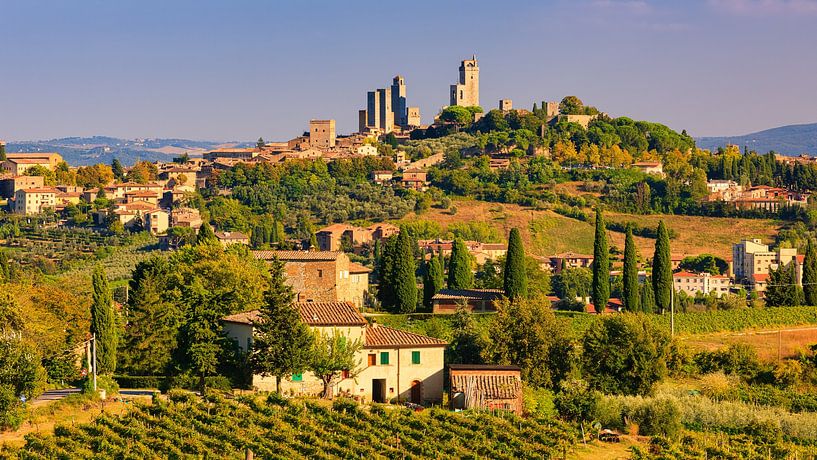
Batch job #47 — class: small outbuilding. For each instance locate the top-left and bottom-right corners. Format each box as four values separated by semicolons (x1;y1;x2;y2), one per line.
448;364;523;414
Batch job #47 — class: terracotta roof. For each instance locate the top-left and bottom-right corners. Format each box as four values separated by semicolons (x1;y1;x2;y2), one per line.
364;325;446;348
633;162;661;167
550;252;593;259
317;223;358;233
222;301;367;327
673;271;700;278
119;201;157;211
752;273;770;282
8;158;51;164
19;187;58;193
450;373;521;400
253;250;340;261
448;364;521;371
125;190;159;197
432;289;504;301
348;262;372;274
215;231;248;240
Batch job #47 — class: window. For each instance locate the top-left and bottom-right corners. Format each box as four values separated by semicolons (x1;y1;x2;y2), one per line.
411;351;420;365
317;269;323;278
367;354;376;366
380;352;390;365
292;373;303;382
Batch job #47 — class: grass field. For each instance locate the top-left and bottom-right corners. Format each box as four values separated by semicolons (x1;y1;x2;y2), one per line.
407;198;781;259
682;325;817;362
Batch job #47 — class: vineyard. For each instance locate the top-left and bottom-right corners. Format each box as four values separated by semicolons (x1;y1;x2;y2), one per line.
5;394;577;459
631;431;817;459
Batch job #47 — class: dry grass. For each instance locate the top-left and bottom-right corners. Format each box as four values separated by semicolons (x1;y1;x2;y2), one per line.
682;326;817;362
407;199;781;259
569;436;645;460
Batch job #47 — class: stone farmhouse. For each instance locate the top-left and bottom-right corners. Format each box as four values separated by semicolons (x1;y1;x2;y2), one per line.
315;223;399;253
431;289;504;314
253;250;369;308
222;302;446;404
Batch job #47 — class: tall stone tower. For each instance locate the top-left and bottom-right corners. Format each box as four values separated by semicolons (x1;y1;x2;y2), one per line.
391;76;407;127
450;55;479;107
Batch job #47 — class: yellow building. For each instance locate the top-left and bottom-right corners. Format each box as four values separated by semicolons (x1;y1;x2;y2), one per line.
13;187;58;214
222;302;446;404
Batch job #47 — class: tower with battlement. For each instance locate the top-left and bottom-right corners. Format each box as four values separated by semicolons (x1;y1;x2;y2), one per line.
450;56;479;107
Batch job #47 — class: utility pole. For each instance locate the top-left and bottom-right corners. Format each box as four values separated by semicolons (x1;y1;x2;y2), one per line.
92;333;98;393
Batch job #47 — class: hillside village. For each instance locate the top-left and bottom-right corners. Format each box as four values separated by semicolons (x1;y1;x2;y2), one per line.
5;56;817;458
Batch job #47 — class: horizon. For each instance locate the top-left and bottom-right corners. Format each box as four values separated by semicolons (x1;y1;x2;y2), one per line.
2;0;817;141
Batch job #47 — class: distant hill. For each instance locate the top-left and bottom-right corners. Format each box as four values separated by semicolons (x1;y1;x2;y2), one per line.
5;136;252;166
696;123;817;156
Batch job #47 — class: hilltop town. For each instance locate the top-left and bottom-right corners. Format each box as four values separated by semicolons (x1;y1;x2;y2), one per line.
5;56;817;458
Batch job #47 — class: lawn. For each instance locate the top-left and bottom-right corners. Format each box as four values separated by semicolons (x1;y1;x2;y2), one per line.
405;198;781;259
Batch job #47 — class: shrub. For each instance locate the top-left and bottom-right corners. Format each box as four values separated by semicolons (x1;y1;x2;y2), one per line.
332;398;359;415
113;375;168;390
523;387;557;419
698;372;737;401
555;378;599;422
266;392;289;407
167;389;196;404
773;360;803;388
81;375;119;395
627;396;682;439
0;384;24;431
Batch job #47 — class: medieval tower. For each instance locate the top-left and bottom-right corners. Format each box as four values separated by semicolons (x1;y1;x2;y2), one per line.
450;55;479;107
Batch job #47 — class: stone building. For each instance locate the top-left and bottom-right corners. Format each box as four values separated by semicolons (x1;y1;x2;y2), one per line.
215;231;250;247
391;76;407;127
222;302;446;404
309;119;336;149
499;99;513;111
407;107;421;127
673;272;731;298
253;250;369;307
366;88;394;134
2;153;64;175
432;289;504;314
0;175;44;199
733;239;802;290
450;56;479;107
13;187;58;214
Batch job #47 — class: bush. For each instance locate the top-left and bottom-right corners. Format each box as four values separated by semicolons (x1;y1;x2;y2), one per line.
555;378;598;422
694;344;762;380
523;387;557;419
167;389;196;404
773;360;803;388
0;384;23;431
81;375;119;395
627;396;682;439
332;398;359;415
113;375;168;390
266;392;289;407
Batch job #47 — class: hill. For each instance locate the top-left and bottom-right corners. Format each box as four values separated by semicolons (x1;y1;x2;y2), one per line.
5;136;251;166
696;123;817;156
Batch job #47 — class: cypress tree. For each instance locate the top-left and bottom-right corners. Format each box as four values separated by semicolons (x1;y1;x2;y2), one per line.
448;238;474;289
393;230;418;313
591;207;610;313
196;222;217;245
652;221;672;313
422;256;444;309
250;256;314;393
91;265;117;374
640;282;656;314
622;226;640;311
804;239;817;305
111;158;123;180
503;228;528;300
377;237;397;307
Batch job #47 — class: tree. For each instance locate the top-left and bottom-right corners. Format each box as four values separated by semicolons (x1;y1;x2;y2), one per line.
76;164;114;189
652;221;672;313
91;265;117;375
582;314;671;395
422;256;444;309
111;158;125;181
0;143;5;162
447;238;474;289
448;304;488;364
488;298;574;389
0;336;46;430
766;262;803;307
559;96;584;115
622;226;640;311
196;222;217;245
503;228;527;299
439;106;475;126
392;230;418;313
250;257;314;393
804;239;817;306
591;208;610;313
309;332;362;399
640;282;656;314
257;137;265;149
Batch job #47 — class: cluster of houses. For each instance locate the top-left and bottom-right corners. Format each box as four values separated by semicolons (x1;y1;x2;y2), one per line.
706;180;809;211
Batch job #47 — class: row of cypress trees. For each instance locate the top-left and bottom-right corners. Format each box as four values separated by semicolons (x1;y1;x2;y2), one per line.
591;207;673;313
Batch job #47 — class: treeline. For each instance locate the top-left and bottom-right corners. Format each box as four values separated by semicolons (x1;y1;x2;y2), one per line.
552;205;678;239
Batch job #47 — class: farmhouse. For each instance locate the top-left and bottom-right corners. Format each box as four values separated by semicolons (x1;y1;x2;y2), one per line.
222;302;446;404
431;289;504;314
449;364;523;414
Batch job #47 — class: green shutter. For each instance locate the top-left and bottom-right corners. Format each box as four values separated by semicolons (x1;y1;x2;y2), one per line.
380;352;390;365
292;373;303;382
411;351;421;364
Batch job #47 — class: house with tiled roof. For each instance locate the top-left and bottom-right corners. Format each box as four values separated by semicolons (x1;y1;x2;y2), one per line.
253;250;366;307
432;288;504;314
448;364;523;414
222;301;446;404
214;231;249;247
673;271;731;298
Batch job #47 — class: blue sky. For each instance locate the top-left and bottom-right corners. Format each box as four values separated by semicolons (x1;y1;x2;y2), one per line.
1;0;816;141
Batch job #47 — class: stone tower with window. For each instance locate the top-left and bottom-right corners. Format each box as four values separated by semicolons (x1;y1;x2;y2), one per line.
449;55;479;107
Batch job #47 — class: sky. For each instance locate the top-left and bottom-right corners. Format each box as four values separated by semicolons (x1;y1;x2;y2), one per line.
1;0;816;141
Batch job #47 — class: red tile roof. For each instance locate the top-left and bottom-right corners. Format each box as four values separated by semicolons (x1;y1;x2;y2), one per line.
253;250;340;261
364;325;447;348
449;373;521;399
222;301;367;327
432;289;504;301
348;262;372;274
215;231;248;240
752;273;770;282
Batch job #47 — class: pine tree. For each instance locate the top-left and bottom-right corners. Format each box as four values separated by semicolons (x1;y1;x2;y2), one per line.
377;237;397;307
257;137;265;149
766;262;803;307
111;158;124;181
0;143;6;162
591;208;610;313
448;238;474;289
503;228;528;300
393;230;418;313
804;239;817;305
196;222;217;245
91;265;117;374
422;256;444;309
652;221;672;313
622;226;640;311
640;282;656;314
250;257;314;393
